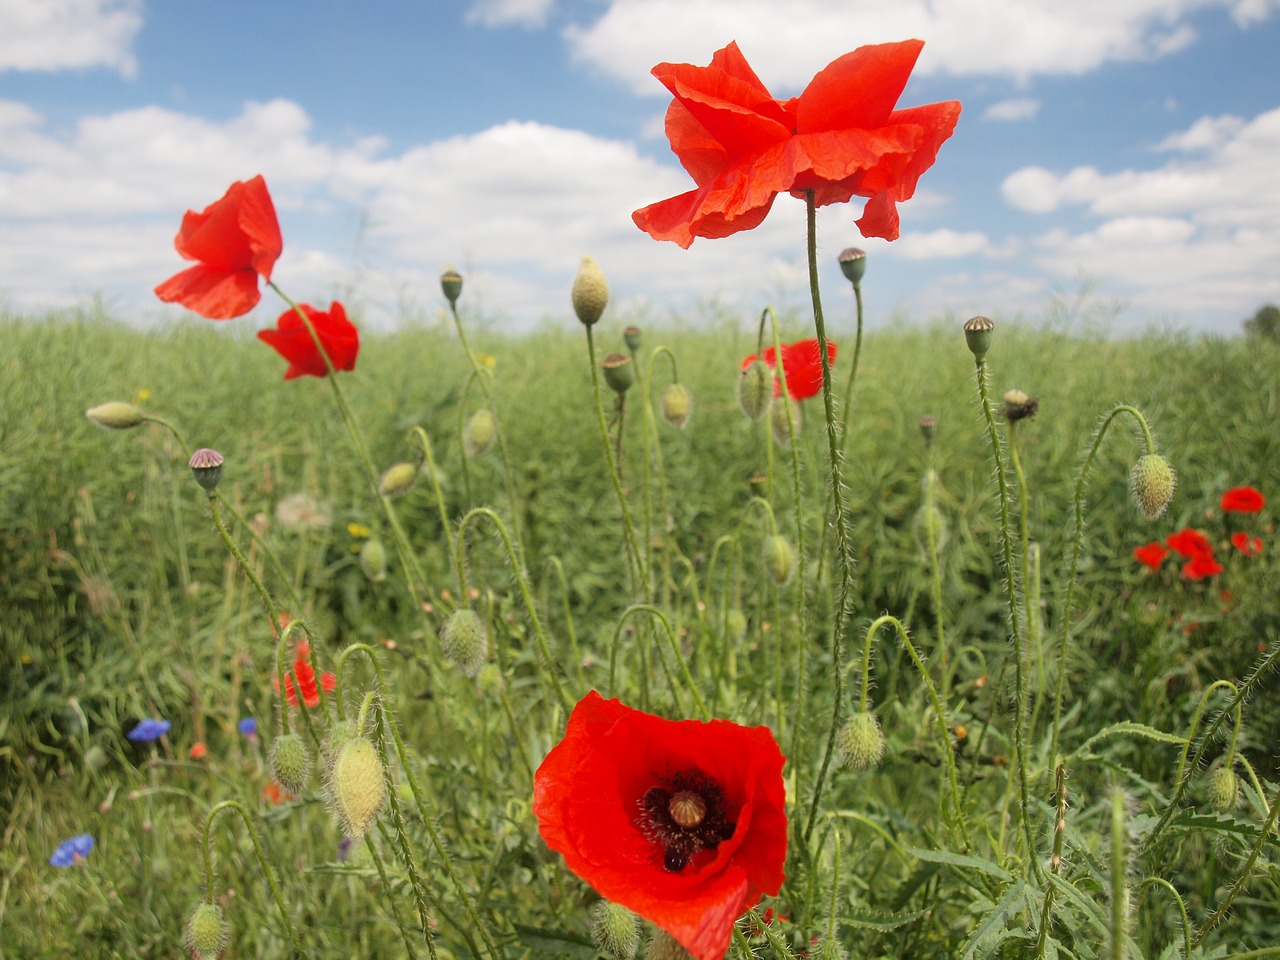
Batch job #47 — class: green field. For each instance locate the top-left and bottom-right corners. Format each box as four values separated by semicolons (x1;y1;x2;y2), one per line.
2;299;1278;959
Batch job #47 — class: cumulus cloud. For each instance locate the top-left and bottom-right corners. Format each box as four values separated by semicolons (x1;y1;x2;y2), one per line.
983;98;1041;122
0;0;143;76
466;0;555;28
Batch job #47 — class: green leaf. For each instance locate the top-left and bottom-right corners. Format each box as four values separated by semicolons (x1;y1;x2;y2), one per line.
959;880;1027;960
837;906;929;931
906;845;1015;883
1075;721;1186;755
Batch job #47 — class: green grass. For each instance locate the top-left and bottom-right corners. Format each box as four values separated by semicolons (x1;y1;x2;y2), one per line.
2;302;1278;959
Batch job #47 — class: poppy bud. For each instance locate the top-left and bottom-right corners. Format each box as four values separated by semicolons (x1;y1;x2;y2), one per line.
837;246;867;286
329;735;386;839
1129;454;1176;521
476;662;505;697
186;901;228;960
378;462;417;497
963;315;995;361
1207;764;1239;813
661;383;693;429
359;538;388;582
86;401;146;430
813;938;847;960
838;711;886;771
572;255;609;326
918;414;937;445
623;325;643;353
725;608;747;640
269;732;311;795
591;901;642;960
602;353;635;394
771;396;801;448
441;607;488;677
645;929;695;960
738;361;772;421
440;266;463;305
464;408;496;457
324;719;358;775
188;448;224;491
762;535;795;585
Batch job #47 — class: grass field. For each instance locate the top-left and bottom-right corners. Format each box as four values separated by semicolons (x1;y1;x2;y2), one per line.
2;296;1278;959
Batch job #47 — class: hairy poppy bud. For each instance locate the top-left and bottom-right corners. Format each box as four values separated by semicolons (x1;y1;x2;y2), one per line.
646;929;695;960
359;538;388;582
602;352;635;394
186;902;228;960
837;246;866;286
269;732;311;795
329;736;386;839
86;401;145;430
1129;454;1176;521
963;315;995;361
378;462;417;497
838;711;886;771
324;719;358;775
464;408;496;456
1207;764;1239;813
771;396;800;447
440;266;463;305
188;448;224;491
623;325;643;353
813;938;847;960
661;383;693;429
441;608;488;677
738;360;772;421
762;535;794;585
591;901;642;960
476;662;505;697
572;255;609;326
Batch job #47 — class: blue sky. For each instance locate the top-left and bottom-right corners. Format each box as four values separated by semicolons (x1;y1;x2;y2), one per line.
2;0;1279;336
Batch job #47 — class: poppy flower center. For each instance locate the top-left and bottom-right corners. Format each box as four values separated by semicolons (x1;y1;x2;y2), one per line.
637;768;735;873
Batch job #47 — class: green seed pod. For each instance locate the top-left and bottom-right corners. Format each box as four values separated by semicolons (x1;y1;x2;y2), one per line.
1129;453;1176;521
591;901;641;960
186;901;229;960
602;352;635;394
378;462;417;497
572;255;609;326
660;383;693;429
188;448;224;491
269;731;312;795
762;535;795;586
623;325;643;353
963;315;995;361
359;538;388;582
329;736;386;839
1207;764;1239;813
441;607;488;677
440;266;463;305
86;401;145;430
464;408;496;457
738;361;772;421
837;246;866;286
838;711;886;771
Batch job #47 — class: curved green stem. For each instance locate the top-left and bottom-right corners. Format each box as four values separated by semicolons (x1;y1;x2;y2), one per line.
617;604;709;720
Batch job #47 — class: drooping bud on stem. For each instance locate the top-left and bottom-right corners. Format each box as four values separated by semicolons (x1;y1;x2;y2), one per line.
186;901;229;960
86;401;145;430
378;462;417;497
464;408;496;456
1129;453;1176;521
660;383;693;429
329;735;386;839
738;361;772;421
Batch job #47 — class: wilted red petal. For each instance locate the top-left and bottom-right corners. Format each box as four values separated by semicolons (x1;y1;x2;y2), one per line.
257;302;360;380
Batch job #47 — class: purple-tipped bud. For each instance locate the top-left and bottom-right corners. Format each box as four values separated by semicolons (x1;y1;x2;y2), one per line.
188;448;224;491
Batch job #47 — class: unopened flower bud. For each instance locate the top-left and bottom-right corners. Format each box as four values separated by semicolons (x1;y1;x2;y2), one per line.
812;938;847;960
1129;454;1176;521
359;538;388;582
325;719;358;774
86;401;145;430
464;408;496;456
661;383;693;429
188;448;224;491
329;736;386;839
476;662;505;697
441;607;488;677
1207;764;1239;813
837;247;867;286
738;361;773;421
440;267;463;305
963;316;995;361
572;255;609;326
772;396;801;447
378;462;417;497
269;732;311;795
646;929;695;960
838;711;886;770
763;535;795;585
186;902;229;960
602;352;635;394
591;901;642;960
725;608;748;640
623;325;643;353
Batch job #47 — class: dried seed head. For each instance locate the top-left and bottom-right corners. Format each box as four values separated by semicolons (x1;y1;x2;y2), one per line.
623;325;643;353
838;711;886;771
1129;454;1176;521
763;535;795;585
738;361;772;421
378;462;417;497
269;732;312;795
602;352;635;394
441;607;488;677
86;401;145;430
359;538;388;582
591;901;642;960
572;255;609;326
329;736;386;839
188;448;224;491
440;266;463;305
661;383;693;429
464;408;496;457
186;902;228;960
837;246;867;286
963;315;995;360
1001;388;1039;422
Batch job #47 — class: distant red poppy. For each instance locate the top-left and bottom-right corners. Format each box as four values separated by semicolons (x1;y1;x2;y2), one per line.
1221;486;1265;513
154;175;282;319
1133;542;1168;571
275;640;337;708
1166;528;1213;560
1182;555;1223;581
533;692;787;960
1231;532;1263;556
633;40;961;248
258;302;359;380
188;742;208;761
741;339;837;401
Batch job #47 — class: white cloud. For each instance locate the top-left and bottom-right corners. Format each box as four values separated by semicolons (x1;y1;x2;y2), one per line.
983;98;1041;122
0;0;143;76
890;229;991;260
466;0;554;28
564;0;1276;92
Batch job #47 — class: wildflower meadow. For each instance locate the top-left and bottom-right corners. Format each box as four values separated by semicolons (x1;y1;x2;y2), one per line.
4;37;1280;960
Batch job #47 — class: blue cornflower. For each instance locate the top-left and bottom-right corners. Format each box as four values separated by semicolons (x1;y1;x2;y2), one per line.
238;717;258;738
127;718;171;742
49;833;95;867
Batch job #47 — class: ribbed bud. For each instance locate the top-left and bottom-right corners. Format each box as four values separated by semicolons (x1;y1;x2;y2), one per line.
1129;454;1176;521
186;902;228;960
661;383;693;429
602;352;635;394
771;396;801;447
738;361;772;421
359;538;388;582
440;267;463;305
441;608;488;677
329;736;386;839
464;408;496;457
86;401;145;430
763;535;795;585
572;255;609;326
378;462;417;497
188;448;224;491
623;325;643;353
591;901;641;960
963;316;995;361
269;732;312;795
1207;764;1239;813
838;711;886;771
837;246;867;286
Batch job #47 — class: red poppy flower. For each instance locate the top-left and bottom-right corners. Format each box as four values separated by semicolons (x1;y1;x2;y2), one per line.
741;339;837;401
1133;541;1168;571
1182;555;1224;581
274;640;337;708
1166;528;1213;560
633;40;961;248
154;175;283;319
188;742;208;761
1231;532;1263;556
258;302;360;380
1221;486;1265;513
533;692;787;960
